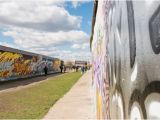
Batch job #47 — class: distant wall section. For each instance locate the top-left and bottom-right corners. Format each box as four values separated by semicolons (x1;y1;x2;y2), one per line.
0;46;61;81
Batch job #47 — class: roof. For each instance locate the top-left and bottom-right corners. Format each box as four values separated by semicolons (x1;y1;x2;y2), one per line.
0;45;55;60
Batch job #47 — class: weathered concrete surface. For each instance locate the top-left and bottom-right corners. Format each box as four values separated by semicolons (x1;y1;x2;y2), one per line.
43;70;95;119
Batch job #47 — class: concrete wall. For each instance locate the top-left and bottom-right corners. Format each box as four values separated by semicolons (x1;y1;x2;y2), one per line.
91;1;160;119
0;45;61;81
91;1;109;119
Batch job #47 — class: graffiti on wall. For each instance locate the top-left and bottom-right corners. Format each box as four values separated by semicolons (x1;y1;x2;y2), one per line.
0;51;32;78
91;0;160;119
53;59;61;71
0;50;60;81
92;1;110;119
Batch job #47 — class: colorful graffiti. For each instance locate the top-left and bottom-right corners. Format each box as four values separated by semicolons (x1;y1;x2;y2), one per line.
91;0;160;119
0;51;31;78
92;1;109;119
53;59;61;71
0;48;60;81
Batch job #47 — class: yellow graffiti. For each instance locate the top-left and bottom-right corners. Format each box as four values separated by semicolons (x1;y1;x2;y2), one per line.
0;51;32;78
53;59;61;70
0;52;22;62
13;62;31;75
96;89;103;119
0;71;10;78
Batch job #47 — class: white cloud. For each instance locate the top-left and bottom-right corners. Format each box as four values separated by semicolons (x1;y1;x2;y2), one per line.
0;0;65;5
72;44;81;49
72;43;89;49
72;0;91;8
0;0;81;32
72;1;79;8
58;50;91;61
82;43;89;49
30;48;60;57
26;46;91;61
2;26;90;61
3;27;89;49
0;41;17;48
62;50;71;54
0;0;91;61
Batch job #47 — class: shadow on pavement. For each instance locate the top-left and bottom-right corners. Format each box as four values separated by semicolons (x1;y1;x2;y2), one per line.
0;72;65;91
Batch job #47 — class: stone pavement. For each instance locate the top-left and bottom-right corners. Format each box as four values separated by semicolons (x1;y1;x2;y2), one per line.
43;70;95;120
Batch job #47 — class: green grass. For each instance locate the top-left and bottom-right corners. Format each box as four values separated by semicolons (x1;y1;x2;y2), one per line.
0;72;82;119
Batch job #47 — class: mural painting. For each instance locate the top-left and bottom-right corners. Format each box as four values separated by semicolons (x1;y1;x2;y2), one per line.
91;0;160;119
92;1;109;119
0;48;60;81
53;58;61;71
0;51;31;79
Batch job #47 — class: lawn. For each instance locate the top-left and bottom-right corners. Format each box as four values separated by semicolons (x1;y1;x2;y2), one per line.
0;72;82;119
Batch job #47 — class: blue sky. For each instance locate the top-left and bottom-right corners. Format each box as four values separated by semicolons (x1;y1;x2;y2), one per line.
0;0;93;61
65;1;93;34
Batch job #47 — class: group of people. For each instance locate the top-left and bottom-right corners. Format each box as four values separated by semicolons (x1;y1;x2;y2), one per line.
43;65;66;76
72;66;89;74
43;64;89;76
80;66;88;74
72;66;79;72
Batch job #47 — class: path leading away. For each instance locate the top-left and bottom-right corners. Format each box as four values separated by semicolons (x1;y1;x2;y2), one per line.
44;70;95;119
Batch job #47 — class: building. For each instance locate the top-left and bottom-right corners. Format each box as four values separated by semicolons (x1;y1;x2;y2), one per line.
75;61;88;67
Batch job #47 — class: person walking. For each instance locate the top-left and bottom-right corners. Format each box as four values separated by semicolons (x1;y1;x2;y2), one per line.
81;67;83;74
81;66;84;74
60;65;63;73
76;66;78;72
44;65;48;76
64;66;66;73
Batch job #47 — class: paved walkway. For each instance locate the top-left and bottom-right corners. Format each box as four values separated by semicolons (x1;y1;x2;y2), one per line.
44;70;95;120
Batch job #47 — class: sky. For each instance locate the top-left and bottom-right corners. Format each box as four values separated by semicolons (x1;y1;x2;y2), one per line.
0;0;93;61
